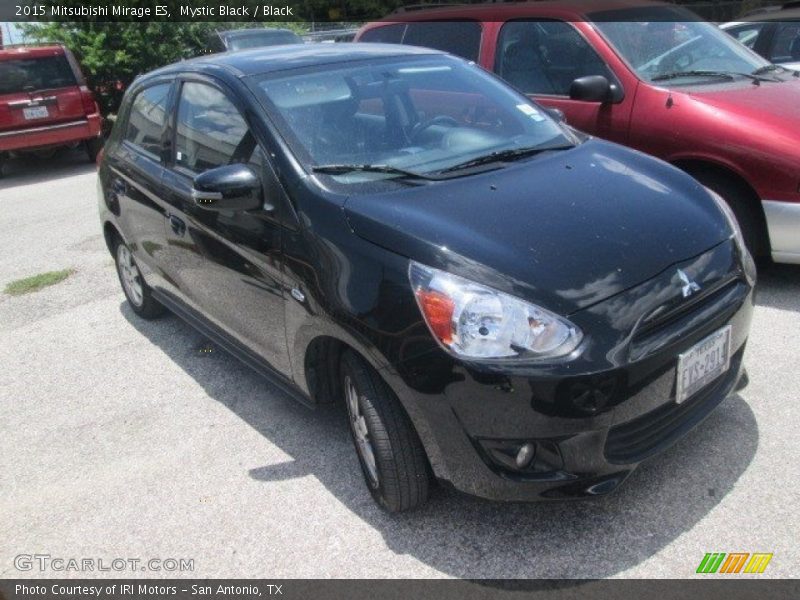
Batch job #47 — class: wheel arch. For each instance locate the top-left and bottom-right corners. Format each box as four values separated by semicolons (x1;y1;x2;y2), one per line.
102;220;125;255
670;156;770;257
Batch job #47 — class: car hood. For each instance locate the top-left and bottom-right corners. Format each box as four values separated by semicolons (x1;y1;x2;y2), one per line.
679;76;800;128
344;139;729;316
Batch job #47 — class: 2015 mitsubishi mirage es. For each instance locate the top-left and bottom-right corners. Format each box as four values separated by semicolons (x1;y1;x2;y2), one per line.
98;44;756;512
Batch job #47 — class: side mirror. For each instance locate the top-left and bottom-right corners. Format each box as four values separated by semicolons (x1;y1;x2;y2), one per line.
192;164;262;212
569;75;622;103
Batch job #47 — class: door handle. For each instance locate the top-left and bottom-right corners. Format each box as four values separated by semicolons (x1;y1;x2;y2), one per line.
169;214;186;236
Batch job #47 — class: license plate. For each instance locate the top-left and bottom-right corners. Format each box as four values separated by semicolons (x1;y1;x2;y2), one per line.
675;325;732;404
23;106;49;120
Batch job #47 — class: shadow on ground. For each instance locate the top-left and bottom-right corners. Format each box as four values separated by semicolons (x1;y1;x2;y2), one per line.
121;300;759;579
0;148;96;191
755;263;800;312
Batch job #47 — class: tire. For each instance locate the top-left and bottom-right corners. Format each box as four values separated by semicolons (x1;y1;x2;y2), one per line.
0;154;5;178
86;137;104;163
689;169;769;260
340;351;430;512
113;238;165;319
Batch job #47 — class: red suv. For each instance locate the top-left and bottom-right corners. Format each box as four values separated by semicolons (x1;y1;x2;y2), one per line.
0;44;103;176
358;0;800;264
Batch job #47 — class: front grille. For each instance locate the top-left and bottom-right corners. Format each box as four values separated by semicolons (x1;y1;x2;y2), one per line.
630;277;746;362
605;349;743;464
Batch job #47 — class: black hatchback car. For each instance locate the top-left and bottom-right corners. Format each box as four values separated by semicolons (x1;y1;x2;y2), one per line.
98;44;755;512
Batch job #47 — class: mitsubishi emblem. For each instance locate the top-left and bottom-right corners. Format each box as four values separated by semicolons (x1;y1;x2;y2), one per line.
677;269;701;298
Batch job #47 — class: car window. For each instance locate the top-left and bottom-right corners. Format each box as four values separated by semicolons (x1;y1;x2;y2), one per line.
403;22;482;62
769;22;800;63
124;83;171;157
726;23;765;49
174;82;254;174
496;20;614;96
591;7;768;84
253;55;575;185
359;21;481;62
0;55;77;95
359;24;405;44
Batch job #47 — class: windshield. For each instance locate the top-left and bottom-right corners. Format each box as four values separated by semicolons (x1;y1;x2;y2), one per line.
250;55;575;183
591;7;769;84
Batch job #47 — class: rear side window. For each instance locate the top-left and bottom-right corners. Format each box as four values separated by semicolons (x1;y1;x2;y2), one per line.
359;24;405;44
0;55;76;95
124;84;170;157
174;82;253;173
769;22;800;63
496;20;613;96
360;21;482;62
726;23;765;49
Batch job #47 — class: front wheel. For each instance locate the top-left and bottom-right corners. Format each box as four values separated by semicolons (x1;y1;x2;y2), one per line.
691;170;768;260
114;239;165;319
340;351;430;512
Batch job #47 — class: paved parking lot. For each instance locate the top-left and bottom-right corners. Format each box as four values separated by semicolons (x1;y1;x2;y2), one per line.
1;150;798;579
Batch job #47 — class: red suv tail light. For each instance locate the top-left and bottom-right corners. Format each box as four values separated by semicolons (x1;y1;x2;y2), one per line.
79;86;99;115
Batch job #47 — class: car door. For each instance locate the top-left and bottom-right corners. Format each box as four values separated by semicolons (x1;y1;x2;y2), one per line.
159;77;291;376
105;82;173;288
493;19;633;144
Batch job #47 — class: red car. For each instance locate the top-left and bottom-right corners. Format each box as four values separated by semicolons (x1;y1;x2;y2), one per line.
0;44;103;176
357;0;800;264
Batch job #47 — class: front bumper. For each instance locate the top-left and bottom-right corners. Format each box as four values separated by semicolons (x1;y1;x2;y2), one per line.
388;240;754;501
763;200;800;264
0;114;102;153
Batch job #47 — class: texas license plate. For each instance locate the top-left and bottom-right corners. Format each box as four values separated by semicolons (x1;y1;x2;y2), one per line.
23;106;49;120
675;325;732;404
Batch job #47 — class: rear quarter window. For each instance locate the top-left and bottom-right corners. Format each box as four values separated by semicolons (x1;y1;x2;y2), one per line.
360;21;482;62
0;55;77;95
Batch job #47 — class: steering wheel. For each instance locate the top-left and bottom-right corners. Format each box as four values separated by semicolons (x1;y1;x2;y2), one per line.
409;115;460;141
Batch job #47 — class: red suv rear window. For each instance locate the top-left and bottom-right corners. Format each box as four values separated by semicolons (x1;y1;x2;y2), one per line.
0;55;77;95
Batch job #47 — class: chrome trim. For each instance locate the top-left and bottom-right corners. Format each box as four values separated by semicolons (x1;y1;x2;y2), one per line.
0;119;88;138
763;200;800;265
7;96;58;108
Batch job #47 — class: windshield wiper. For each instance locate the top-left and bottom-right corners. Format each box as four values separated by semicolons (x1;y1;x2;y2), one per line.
752;64;796;78
312;164;439;181
438;144;574;175
651;70;767;85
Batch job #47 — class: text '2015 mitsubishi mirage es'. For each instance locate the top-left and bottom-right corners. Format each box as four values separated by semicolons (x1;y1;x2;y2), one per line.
98;44;755;512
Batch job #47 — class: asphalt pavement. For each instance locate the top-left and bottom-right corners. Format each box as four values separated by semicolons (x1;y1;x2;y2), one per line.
1;150;798;579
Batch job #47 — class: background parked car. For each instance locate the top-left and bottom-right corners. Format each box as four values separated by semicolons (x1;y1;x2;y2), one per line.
0;43;102;176
207;28;303;53
357;0;800;265
721;4;800;71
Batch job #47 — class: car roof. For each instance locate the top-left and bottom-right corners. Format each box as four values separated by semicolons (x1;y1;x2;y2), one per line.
0;45;67;60
143;42;443;80
366;0;674;22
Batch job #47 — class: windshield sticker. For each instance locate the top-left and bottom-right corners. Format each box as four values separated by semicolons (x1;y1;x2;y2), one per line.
516;104;545;121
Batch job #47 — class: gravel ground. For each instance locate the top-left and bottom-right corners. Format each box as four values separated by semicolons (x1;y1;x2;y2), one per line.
0;150;798;579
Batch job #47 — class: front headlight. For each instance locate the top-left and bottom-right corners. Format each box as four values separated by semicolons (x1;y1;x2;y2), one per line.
409;261;583;360
705;187;756;284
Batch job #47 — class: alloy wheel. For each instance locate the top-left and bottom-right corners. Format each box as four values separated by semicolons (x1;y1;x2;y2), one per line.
344;375;380;487
117;244;144;307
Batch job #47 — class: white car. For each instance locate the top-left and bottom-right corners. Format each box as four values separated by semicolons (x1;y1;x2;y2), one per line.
721;6;800;71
